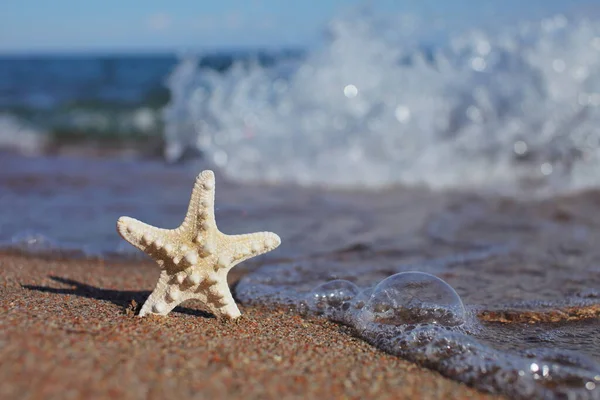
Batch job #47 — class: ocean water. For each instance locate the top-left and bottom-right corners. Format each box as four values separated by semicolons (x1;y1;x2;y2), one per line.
0;50;301;154
3;7;600;399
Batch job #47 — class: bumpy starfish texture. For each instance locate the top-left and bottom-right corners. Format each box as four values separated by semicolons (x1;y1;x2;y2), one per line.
116;170;280;319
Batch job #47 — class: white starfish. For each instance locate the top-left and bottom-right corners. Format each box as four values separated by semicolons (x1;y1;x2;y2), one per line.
116;170;281;319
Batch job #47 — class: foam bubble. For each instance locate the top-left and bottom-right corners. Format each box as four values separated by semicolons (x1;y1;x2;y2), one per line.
236;261;600;398
304;279;360;315
360;271;466;327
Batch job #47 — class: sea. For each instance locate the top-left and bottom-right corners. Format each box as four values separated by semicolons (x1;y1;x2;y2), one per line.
3;8;600;399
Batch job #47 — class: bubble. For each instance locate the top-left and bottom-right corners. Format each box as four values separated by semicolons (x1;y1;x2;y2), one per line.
395;105;411;123
343;84;358;98
470;57;487;71
305;279;360;314
352;287;374;310
363;272;466;326
552;58;566;73
540;162;553;176
513;140;528;156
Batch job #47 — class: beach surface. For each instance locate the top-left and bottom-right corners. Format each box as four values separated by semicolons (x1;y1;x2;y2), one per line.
0;252;498;400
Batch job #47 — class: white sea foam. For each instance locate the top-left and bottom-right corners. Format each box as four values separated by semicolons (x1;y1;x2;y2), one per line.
0;114;47;155
164;13;600;194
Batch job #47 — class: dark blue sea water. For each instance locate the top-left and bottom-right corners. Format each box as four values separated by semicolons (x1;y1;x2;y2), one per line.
0;54;175;109
0;50;304;109
0;49;302;152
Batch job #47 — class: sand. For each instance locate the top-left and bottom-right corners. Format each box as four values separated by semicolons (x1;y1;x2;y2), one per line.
0;252;500;400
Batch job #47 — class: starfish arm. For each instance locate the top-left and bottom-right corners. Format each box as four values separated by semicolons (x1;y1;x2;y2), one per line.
116;216;175;253
180;170;217;235
139;270;182;316
220;231;281;267
209;281;241;319
193;279;241;319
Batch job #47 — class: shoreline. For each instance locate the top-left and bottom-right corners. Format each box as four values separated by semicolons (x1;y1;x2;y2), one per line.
0;252;498;399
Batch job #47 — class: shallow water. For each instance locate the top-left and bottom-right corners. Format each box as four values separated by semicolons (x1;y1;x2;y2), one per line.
235;186;600;398
3;152;600;398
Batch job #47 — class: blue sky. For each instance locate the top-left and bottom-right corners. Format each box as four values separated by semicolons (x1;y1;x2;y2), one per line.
1;0;598;53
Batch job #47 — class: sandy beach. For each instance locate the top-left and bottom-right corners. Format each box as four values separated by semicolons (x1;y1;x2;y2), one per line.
0;252;499;399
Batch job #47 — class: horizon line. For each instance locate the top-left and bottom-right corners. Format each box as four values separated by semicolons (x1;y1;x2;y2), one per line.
0;44;307;57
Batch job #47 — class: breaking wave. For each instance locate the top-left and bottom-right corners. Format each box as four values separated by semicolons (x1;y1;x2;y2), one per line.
164;12;600;194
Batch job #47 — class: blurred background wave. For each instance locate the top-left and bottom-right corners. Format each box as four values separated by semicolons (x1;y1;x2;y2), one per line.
2;0;600;193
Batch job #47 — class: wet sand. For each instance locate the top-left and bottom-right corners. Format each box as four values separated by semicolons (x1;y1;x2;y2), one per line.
0;252;498;400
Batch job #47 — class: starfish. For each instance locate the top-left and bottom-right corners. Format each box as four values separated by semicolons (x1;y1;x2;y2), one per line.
116;170;281;319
